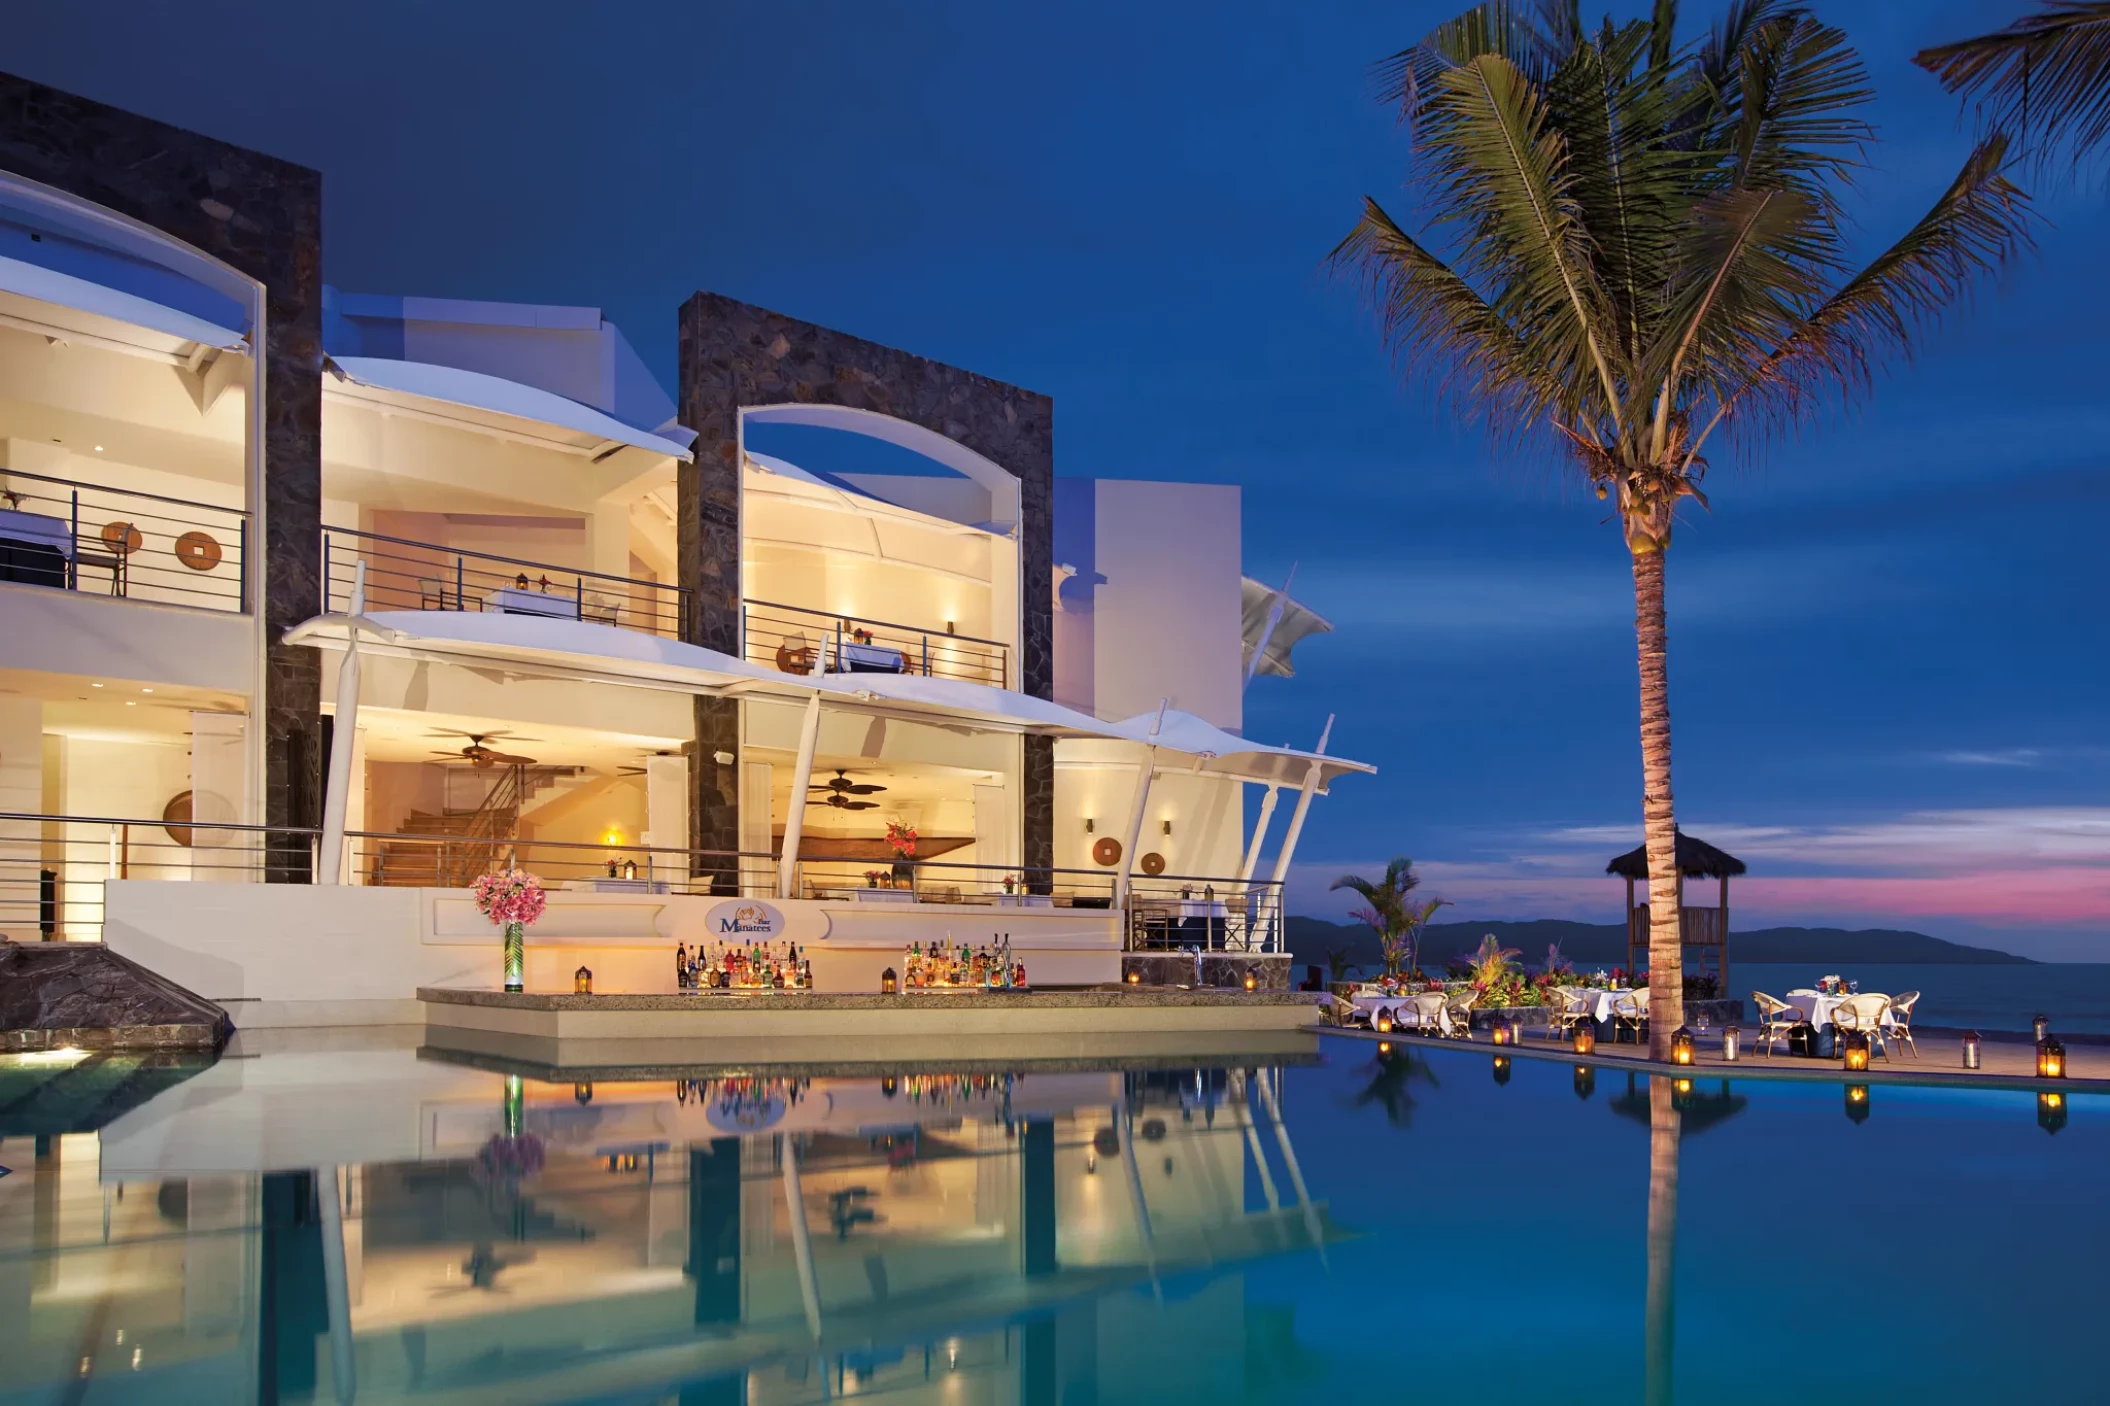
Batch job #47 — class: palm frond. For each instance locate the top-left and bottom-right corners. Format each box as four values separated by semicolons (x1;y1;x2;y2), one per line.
1688;134;2035;465
1376;0;1583;123
1716;11;1873;206
1914;1;2110;173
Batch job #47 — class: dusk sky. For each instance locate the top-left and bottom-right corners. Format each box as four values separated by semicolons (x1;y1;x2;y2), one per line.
17;1;2108;958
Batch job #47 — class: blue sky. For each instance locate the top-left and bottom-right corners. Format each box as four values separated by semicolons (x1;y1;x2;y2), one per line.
17;0;2109;957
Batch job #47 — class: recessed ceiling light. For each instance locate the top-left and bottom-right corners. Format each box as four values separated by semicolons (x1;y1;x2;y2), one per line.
125;701;136;707
141;688;153;693
90;683;103;688
93;445;103;453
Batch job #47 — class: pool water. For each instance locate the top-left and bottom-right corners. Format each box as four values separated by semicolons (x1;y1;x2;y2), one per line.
0;1031;2101;1404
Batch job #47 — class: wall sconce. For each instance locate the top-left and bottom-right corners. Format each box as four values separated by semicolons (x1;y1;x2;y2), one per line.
1161;819;1172;836
946;620;956;635
1084;817;1095;834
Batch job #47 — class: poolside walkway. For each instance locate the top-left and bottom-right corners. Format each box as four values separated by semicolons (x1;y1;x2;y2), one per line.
1322;1023;2110;1092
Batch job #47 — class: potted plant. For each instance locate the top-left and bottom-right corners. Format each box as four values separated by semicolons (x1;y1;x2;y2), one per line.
473;868;547;993
885;819;918;886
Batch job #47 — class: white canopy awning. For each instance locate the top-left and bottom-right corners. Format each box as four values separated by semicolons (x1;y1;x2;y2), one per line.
285;610;1373;787
326;355;693;462
0;251;249;357
1241;576;1332;680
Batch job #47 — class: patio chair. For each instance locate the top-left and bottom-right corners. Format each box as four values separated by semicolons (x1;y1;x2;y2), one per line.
1442;990;1477;1039
1887;990;1920;1058
1751;992;1805;1057
1412;991;1448;1038
1833;993;1893;1059
1548;988;1592;1043
775;631;815;674
1612;990;1649;1045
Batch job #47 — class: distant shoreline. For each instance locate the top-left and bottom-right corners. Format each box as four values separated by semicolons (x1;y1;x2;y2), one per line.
1286;917;2037;968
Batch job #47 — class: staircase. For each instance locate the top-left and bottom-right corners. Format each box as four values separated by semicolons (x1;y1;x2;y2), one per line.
370;766;580;888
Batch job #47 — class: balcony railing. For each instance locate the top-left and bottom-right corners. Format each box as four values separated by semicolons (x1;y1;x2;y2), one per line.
324;527;690;639
0;469;248;612
744;598;1010;688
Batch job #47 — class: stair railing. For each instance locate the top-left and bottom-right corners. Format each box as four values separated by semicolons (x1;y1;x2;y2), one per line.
440;765;528;887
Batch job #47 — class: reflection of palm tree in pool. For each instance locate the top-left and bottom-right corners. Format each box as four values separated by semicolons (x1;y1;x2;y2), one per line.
1347;1045;1437;1129
1646;1076;1678;1406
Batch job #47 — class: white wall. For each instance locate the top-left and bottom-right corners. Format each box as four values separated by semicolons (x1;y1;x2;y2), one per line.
0;697;41;939
0;585;258;694
1051;744;1246;881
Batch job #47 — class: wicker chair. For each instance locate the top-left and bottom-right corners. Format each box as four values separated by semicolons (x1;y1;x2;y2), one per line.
1548;988;1592;1043
1888;990;1921;1058
1612;990;1649;1045
1442;990;1477;1039
1751;992;1804;1057
1411;991;1448;1037
1833;993;1893;1059
775;632;815;674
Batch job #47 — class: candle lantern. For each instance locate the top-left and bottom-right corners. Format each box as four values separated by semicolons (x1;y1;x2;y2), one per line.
1573;1022;1596;1056
1509;1016;1527;1045
623;858;638;881
1243;968;1258;992
2032;1013;2050;1043
574;965;593;995
1845;1083;1871;1124
1374;1008;1395;1035
1126;967;1142;985
1492;1054;1511;1086
2038;1091;2068;1135
1842;1030;1871;1072
1961;1030;1982;1070
880;966;898;995
1573;1065;1596;1101
573;1081;593;1105
1490;1021;1511;1046
2036;1035;2066;1080
1670;1025;1696;1066
1721;1026;1740;1062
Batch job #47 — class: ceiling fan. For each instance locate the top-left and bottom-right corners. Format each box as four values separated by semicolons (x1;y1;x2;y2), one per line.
810;769;886;810
428;730;540;767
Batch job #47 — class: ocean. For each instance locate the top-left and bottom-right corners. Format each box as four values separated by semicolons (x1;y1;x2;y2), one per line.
1734;962;2110;1036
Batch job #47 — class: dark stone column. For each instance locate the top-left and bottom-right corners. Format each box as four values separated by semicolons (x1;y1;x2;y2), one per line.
684;1138;742;1325
676;293;1056;875
1022;735;1055;894
0;74;324;879
1020;1117;1055;1277
258;1171;327;1405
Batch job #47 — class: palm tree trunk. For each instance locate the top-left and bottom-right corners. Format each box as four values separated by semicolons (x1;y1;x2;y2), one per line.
1631;547;1683;1057
1644;1075;1680;1406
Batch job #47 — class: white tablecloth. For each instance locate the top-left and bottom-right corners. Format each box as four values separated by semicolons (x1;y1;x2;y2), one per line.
991;892;1053;908
1785;990;1896;1031
485;586;581;619
1353;990;1453;1035
0;508;74;558
837;641;907;672
1556;989;1644;1023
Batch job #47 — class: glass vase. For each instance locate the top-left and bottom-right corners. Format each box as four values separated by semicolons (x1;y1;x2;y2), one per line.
503;920;525;993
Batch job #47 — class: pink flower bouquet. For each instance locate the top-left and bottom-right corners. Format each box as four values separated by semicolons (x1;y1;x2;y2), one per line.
474;869;547;927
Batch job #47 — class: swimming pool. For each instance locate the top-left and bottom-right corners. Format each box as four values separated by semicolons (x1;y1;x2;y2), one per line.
0;1030;2098;1404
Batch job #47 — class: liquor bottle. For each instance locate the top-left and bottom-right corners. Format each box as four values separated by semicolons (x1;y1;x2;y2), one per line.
676;943;690;990
802;958;813;988
1013;959;1026;989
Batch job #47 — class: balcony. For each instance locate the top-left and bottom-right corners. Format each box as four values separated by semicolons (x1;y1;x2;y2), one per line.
0;469;249;612
323;527;689;640
743;598;1010;688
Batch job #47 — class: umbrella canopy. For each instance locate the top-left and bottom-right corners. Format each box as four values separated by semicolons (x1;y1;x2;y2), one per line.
1605;830;1746;881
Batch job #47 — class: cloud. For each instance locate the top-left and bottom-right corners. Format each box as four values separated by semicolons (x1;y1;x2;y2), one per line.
1935;749;2045;767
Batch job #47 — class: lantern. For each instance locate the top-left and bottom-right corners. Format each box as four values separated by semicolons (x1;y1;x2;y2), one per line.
1721;1026;1740;1062
1842;1030;1871;1072
1492;1055;1511;1086
574;1081;593;1105
1126;967;1142;985
1243;968;1258;992
1670;1025;1696;1066
881;966;898;995
1509;1016;1527;1045
1490;1021;1511;1046
1573;1022;1596;1056
1671;1076;1695;1112
574;965;593;995
1845;1083;1871;1124
2038;1091;2068;1135
881;1076;898;1098
1374;1008;1395;1035
2036;1035;2066;1080
1572;1065;1595;1101
622;858;638;880
2032;1013;2050;1043
1962;1030;1982;1070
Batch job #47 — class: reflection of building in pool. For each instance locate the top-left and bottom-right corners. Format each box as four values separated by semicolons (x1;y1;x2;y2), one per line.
1;1047;1341;1404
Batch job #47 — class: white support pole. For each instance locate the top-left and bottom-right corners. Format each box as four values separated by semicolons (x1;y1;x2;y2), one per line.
317;562;366;886
316;1166;357;1403
780;1139;823;1342
1113;699;1168;904
1254;1065;1325;1266
1266;714;1332;889
775;692;823;900
1237;786;1279;884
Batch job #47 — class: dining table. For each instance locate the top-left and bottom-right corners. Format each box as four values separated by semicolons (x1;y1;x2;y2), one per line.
836;641;908;673
1351;988;1453;1035
1784;989;1896;1032
484;585;582;620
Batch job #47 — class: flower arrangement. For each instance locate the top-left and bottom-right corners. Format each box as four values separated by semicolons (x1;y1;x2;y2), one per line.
863;869;889;887
473;869;547;927
884;820;918;859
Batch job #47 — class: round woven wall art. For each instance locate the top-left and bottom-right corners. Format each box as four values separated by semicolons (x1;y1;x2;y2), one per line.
1139;851;1166;876
1091;836;1122;867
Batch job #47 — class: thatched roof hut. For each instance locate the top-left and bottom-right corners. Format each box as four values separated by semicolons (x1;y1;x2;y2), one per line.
1605;830;1746;881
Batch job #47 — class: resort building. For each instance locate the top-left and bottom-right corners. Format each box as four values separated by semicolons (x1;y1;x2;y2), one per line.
0;72;1367;1020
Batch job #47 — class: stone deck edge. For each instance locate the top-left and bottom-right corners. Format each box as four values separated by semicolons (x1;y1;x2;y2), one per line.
419;986;1325;1012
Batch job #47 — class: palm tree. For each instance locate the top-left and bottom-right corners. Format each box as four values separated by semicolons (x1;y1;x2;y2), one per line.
1330;857;1436;977
1332;0;2033;1055
1916;2;2110;177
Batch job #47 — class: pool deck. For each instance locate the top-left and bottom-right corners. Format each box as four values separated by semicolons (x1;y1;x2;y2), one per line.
1324;1023;2110;1092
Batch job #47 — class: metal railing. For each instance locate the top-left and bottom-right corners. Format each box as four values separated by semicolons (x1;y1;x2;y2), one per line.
353;830;777;898
789;854;1117;908
323;527;690;639
744;597;1010;688
1126;872;1285;954
0;468;249;612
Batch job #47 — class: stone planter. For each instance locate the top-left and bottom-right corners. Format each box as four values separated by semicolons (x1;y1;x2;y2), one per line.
1122;952;1291;991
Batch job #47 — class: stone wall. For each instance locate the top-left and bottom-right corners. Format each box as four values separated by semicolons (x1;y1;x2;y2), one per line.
0;73;324;875
675;294;1056;873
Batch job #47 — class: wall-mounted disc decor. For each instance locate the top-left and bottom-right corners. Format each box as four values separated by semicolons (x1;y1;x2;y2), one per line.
1091;836;1122;867
163;790;195;847
1139;851;1166;876
174;531;222;570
